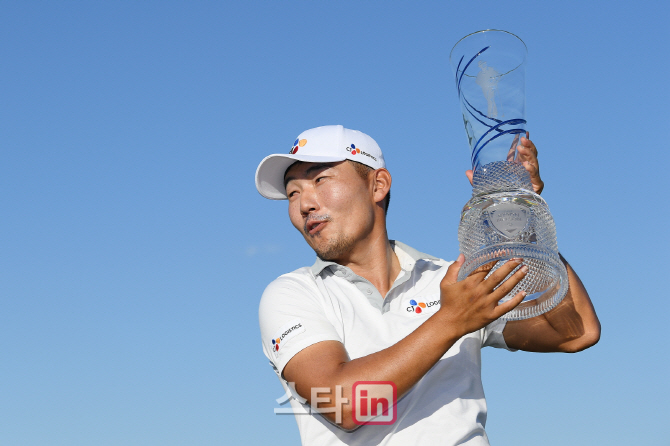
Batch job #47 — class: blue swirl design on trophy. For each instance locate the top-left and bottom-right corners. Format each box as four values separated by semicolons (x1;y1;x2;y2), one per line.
454;46;526;170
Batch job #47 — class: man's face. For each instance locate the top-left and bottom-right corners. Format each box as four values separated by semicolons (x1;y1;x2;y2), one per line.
284;161;376;261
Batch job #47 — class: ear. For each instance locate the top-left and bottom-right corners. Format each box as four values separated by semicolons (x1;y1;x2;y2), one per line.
371;168;392;205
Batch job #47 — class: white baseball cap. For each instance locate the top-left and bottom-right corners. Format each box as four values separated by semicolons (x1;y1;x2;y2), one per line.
255;125;386;200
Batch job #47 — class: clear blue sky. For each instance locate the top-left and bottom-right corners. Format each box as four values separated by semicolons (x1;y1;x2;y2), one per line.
1;1;668;445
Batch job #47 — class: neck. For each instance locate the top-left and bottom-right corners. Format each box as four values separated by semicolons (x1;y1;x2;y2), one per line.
337;230;401;298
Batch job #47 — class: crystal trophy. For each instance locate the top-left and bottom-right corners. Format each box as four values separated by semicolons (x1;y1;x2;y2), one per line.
450;30;568;320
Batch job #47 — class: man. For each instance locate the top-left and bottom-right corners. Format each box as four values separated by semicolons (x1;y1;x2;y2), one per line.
255;125;600;445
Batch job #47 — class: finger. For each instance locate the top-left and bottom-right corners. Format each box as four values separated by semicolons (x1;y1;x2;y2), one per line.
470;259;498;274
516;139;544;194
523;161;544;194
489;264;529;299
519;136;538;157
517;142;538;164
467;259;501;283
468;246;517;278
522;159;540;178
442;253;465;285
478;259;524;292
492;290;526;318
465;170;474;186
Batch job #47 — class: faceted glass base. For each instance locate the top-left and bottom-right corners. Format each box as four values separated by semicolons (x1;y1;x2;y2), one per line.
458;161;568;321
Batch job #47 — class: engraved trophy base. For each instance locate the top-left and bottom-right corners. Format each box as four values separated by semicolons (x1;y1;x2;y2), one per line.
457;161;568;321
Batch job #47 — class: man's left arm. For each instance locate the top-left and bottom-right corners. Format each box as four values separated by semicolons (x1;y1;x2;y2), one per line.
502;255;601;352
495;134;600;352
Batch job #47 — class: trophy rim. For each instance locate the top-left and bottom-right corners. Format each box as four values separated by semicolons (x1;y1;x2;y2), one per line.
449;29;527;63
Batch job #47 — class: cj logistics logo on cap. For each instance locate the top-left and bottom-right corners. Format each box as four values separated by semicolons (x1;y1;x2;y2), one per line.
346;144;378;162
270;319;305;357
289;139;307;155
346;143;361;155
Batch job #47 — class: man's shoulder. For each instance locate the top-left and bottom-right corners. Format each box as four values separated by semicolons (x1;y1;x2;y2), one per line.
258;266;333;327
264;266;317;291
391;240;452;268
259;266;320;306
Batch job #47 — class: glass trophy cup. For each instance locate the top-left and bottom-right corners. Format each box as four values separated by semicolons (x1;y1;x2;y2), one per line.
450;30;568;320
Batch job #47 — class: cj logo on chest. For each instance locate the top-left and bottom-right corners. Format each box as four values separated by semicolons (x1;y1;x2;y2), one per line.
406;296;440;314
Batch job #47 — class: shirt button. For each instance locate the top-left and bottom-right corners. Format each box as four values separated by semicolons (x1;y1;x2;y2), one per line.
366;289;373;295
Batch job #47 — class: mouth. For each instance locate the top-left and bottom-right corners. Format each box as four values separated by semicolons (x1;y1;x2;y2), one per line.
307;221;327;235
304;215;330;236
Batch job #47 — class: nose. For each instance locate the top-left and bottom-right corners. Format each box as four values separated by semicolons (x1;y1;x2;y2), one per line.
299;185;320;216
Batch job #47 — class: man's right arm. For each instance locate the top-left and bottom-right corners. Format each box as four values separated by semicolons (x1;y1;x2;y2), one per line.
282;256;528;430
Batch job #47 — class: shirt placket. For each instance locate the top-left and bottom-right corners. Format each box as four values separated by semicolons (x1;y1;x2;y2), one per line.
331;265;384;311
382;260;416;314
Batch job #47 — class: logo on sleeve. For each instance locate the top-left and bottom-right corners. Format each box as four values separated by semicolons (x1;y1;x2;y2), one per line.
270;319;305;357
406;297;440;315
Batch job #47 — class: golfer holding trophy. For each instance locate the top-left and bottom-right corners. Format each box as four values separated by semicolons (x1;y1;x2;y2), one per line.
255;29;601;446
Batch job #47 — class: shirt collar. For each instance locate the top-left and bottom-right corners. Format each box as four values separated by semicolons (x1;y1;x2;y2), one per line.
309;240;439;277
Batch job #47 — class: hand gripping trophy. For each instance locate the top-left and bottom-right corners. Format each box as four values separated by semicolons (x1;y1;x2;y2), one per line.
450;30;568;320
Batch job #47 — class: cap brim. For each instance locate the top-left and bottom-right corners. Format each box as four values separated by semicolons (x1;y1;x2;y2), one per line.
255;153;348;200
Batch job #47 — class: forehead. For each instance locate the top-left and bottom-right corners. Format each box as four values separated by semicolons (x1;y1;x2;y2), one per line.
284;161;347;185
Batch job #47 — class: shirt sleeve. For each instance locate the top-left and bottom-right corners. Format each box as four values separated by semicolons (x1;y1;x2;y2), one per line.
481;318;517;351
258;272;343;379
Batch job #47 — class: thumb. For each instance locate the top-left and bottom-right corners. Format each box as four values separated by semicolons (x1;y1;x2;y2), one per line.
443;253;465;284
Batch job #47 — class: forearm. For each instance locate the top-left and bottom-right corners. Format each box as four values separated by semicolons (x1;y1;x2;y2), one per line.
288;309;462;429
337;310;460;394
539;255;600;352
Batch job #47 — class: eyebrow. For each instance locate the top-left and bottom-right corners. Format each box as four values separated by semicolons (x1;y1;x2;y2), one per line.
284;163;335;188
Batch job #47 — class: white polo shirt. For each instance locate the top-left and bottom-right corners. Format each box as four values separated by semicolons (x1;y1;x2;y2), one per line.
259;241;512;446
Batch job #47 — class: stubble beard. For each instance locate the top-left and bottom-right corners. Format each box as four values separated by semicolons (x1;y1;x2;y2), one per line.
304;215;355;261
312;233;356;261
